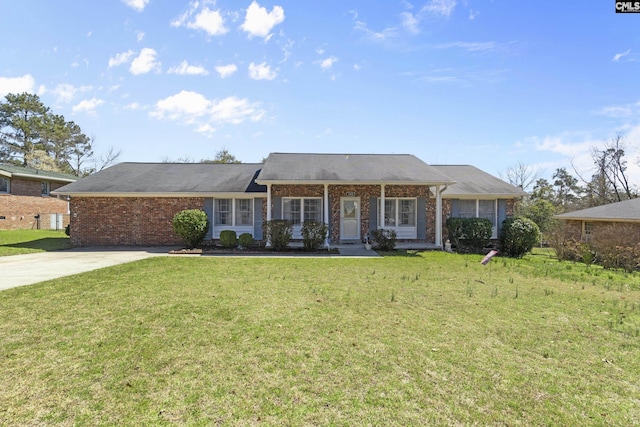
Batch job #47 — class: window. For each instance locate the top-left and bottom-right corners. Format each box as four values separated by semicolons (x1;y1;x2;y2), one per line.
215;199;232;226
283;198;322;225
235;199;253;226
456;199;498;236
582;222;593;242
215;199;253;227
378;198;417;227
41;181;50;196
0;177;8;193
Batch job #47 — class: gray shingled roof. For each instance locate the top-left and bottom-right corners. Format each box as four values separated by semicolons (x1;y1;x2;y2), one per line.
256;153;455;184
52;163;266;195
0;163;77;183
555;198;640;222
432;165;527;197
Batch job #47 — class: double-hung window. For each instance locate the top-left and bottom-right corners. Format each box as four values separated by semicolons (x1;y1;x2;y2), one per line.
283;198;322;224
378;198;416;227
215;199;253;226
41;181;50;196
457;199;498;237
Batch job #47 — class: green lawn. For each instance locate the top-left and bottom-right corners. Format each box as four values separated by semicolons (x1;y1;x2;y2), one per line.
0;229;71;256
1;251;639;425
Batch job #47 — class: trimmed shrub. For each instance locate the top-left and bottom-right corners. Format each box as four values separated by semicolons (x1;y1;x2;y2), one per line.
301;220;328;251
500;217;539;258
172;209;209;248
219;230;237;248
446;217;493;253
263;220;292;251
238;233;254;248
371;228;397;251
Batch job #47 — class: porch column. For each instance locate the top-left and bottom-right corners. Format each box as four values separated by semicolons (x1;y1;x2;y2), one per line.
435;185;442;247
380;184;386;228
323;184;329;226
266;184;272;221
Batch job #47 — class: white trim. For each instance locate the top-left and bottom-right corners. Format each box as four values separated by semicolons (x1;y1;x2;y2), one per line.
256;179;455;186
213;197;255;228
51;192;267;198
436;185;443;247
377;197;418;239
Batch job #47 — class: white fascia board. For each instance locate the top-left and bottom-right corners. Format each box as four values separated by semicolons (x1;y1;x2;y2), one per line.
441;193;525;199
50;191;266;198
554;216;640;223
12;172;76;183
0;170;11;178
255;179;456;186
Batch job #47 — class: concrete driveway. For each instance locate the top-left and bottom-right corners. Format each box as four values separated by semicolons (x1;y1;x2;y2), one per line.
0;247;173;291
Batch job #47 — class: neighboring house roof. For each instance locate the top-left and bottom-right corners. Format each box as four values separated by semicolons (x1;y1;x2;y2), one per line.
554;198;640;222
432;165;527;198
256;153;456;185
0;163;77;183
52;163;266;196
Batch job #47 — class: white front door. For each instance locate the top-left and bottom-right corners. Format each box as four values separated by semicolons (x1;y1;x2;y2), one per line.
340;197;360;240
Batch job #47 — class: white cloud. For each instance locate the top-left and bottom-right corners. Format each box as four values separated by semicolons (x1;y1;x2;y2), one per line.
121;0;149;12
124;102;143;110
130;48;160;75
421;0;457;17
353;20;399;42
354;63;362;71
0;74;35;97
136;31;145;42
72;98;105;116
168;61;209;76
613;49;631;62
400;12;420;34
596;102;640;118
241;1;285;40
435;41;497;52
150;90;265;135
215;64;238;78
51;83;92;104
248;62;277;80
108;50;135;68
172;3;228;37
318;56;338;71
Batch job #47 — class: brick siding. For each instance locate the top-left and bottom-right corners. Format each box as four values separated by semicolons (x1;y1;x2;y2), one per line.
69;197;204;246
0;178;70;230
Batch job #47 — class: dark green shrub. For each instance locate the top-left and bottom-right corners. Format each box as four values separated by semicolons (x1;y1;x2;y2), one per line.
263;220;292;250
500;217;539;258
219;230;237;248
238;233;254;248
446;217;492;253
172;209;209;248
301;220;328;250
371;228;397;251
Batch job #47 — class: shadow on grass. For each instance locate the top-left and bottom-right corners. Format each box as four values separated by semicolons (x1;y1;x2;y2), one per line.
1;237;71;252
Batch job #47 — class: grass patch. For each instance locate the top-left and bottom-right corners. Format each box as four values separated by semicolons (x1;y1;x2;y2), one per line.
0;229;71;256
1;252;640;425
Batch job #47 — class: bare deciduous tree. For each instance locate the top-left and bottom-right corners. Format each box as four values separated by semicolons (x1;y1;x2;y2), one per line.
499;162;543;192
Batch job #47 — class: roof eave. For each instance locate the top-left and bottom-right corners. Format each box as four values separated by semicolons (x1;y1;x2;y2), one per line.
255;179;456;186
51;191;266;198
12;172;76;183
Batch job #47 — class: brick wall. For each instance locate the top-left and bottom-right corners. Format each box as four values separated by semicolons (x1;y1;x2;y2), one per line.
270;184;433;242
69;197;204;246
0;178;70;230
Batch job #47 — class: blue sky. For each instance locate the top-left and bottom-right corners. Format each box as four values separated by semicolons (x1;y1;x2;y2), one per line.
1;1;639;186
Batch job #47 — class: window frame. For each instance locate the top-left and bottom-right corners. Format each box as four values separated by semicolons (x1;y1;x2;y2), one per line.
456;199;498;238
214;198;254;227
41;181;50;196
0;177;9;194
378;198;417;228
282;197;323;225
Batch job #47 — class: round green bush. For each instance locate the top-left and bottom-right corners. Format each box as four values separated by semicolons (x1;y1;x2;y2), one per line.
500;217;540;258
238;232;254;248
219;230;237;248
172;209;209;248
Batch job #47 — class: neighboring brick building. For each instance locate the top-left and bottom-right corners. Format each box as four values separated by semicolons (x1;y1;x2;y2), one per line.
0;164;76;230
53;153;526;247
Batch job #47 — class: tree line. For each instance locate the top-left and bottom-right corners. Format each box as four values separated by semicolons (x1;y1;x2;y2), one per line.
501;133;639;233
0;92;120;176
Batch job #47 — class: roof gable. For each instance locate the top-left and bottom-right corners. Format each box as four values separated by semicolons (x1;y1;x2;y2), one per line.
432;165;527;198
53;163;266;196
555;198;640;222
0;163;77;183
256;153;455;184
